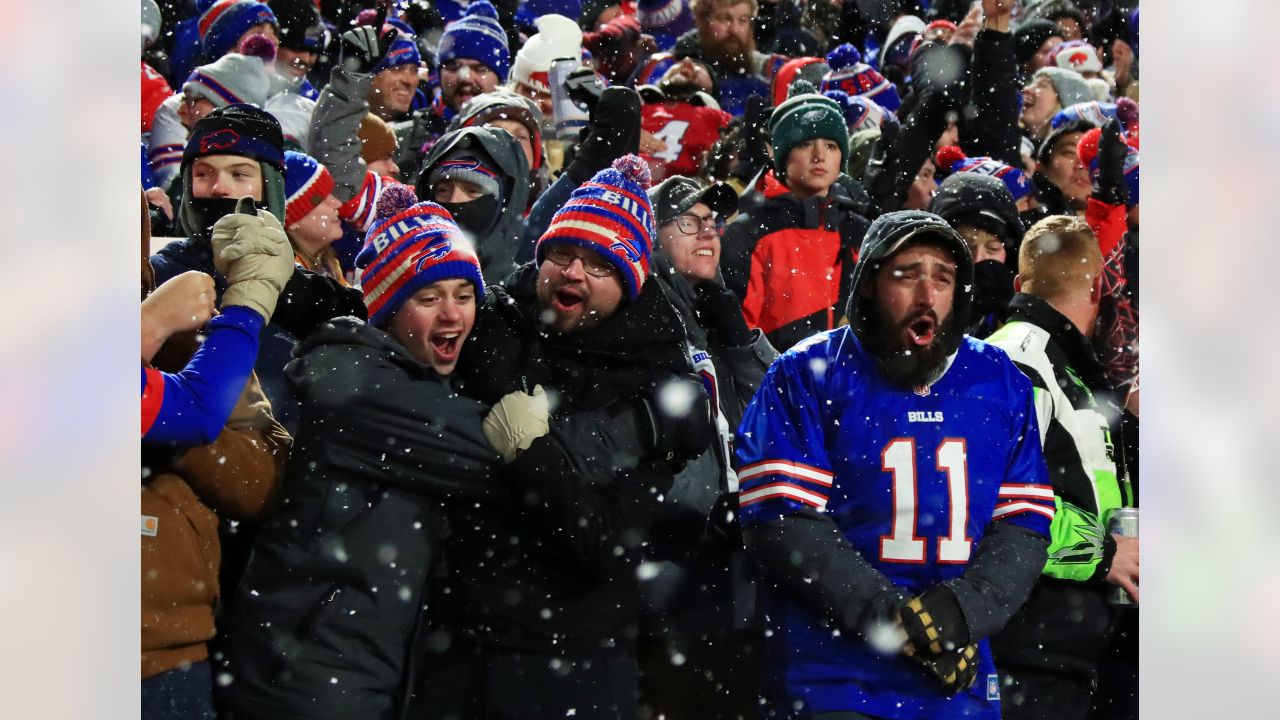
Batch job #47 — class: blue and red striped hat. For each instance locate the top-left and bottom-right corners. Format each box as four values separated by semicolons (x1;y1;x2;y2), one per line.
934;145;1032;202
820;43;901;113
537;155;655;300
200;0;277;59
356;186;485;327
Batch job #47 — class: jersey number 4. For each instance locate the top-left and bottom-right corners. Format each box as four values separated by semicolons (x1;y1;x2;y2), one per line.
880;438;973;564
651;120;690;162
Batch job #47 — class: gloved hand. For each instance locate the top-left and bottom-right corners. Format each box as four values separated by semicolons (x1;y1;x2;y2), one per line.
564;66;606;115
1093;117;1130;206
899;584;971;658
213;197;294;322
340;25;398;75
566;86;642;184
730;95;772;182
693;281;754;347
483;384;551;463
970;259;1016;324
910;643;980;695
637;374;714;468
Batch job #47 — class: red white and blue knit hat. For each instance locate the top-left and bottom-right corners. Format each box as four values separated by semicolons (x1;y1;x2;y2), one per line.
283;151;336;226
821;44;901;113
200;0;277;59
537;155;655;300
934;145;1032;202
356;185;486;327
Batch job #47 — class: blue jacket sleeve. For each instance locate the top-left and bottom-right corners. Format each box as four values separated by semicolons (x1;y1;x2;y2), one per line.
142;306;265;446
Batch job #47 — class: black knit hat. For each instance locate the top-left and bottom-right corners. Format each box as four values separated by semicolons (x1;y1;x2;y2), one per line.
182;103;285;173
270;0;328;52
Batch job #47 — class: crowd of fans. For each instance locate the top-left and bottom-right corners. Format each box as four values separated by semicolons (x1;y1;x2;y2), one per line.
139;1;1139;719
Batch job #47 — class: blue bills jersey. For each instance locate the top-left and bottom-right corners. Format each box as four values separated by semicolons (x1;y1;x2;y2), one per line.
736;327;1052;719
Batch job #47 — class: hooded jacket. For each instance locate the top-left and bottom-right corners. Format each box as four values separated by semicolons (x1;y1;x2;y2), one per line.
988;293;1133;679
843;209;974;337
414;126;531;285
216;318;505;720
721;170;870;353
444;263;703;656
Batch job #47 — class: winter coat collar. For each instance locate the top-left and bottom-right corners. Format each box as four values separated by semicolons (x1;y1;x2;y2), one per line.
291;316;446;382
1006;293;1110;392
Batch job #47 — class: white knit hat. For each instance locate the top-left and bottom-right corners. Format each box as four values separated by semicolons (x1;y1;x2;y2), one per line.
510;14;581;94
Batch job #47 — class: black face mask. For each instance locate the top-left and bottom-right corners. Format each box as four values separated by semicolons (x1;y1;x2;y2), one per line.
185;196;263;239
440;195;499;236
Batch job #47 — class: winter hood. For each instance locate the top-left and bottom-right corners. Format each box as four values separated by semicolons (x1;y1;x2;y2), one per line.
415;125;531;283
845;210;973;339
928;172;1026;252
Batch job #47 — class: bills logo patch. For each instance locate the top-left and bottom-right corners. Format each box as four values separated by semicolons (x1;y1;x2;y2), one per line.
199;128;240;153
412;238;453;270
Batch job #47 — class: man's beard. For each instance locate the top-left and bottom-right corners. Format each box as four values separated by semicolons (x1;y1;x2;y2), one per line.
658;77;703;100
861;302;964;390
700;28;755;75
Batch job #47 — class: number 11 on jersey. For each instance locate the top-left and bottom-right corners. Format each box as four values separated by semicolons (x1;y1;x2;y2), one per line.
880;438;973;564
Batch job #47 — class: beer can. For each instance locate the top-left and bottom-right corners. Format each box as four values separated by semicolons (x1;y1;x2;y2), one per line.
547;58;589;142
1105;508;1138;606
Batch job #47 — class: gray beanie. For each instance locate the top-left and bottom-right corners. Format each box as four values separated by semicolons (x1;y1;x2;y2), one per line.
1033;67;1093;109
183;52;273;108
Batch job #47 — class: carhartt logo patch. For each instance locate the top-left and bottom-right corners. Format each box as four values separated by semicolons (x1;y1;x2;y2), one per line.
141;515;159;537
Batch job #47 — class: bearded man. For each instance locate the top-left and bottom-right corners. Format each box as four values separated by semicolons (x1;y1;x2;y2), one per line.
736;210;1054;720
673;0;788;116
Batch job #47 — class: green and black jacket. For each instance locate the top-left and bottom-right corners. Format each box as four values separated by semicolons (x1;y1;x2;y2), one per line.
987;293;1135;678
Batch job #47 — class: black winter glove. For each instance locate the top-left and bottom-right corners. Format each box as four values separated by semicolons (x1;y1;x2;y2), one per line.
564;66;606;115
909;643;980;695
863;118;903;213
566;86;641;184
730;95;772;182
637;374;715;469
693;280;754;347
340;25;398;75
1093;117;1130;207
899;584;971;658
971;259;1016;324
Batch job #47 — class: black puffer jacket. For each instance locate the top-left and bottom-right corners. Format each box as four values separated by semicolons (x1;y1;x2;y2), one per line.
216;318;504;720
446;263;705;656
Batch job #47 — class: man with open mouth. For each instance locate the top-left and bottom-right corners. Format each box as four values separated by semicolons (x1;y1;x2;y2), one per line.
431;155;716;720
737;210;1054;720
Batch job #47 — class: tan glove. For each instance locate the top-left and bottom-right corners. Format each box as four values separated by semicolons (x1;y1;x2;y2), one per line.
483;385;551;463
212;197;294;322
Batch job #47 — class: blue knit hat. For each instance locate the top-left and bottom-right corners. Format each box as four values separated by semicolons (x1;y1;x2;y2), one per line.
438;1;511;82
357;185;486;327
283;151;336;226
373;29;423;74
821;43;901;113
934;145;1032;202
199;0;277;60
537;155;655;300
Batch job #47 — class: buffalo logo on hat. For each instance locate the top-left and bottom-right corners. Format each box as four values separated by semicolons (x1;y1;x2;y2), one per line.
200;128;241;153
1063;50;1091;68
412;237;455;271
610;238;645;264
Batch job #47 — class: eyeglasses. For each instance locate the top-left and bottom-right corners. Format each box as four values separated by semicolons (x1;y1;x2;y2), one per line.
665;213;724;236
544;245;618;278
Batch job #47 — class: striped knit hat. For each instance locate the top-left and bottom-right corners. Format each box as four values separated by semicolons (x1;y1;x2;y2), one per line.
200;0;277;59
537;155;654;300
283;151;336;226
934;145;1032;202
821;44;901;113
356;185;486;327
182;35;275;108
426;154;502;201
